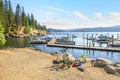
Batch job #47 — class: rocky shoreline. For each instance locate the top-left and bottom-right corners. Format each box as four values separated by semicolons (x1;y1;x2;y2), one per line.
51;52;120;76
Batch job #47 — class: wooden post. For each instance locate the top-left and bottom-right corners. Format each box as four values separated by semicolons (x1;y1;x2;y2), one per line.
117;34;119;39
87;34;88;46
100;43;102;47
72;34;73;41
112;35;114;47
92;34;94;46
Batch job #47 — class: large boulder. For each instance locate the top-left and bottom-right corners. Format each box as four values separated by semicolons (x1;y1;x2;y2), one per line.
55;55;63;63
94;61;107;67
94;58;114;67
114;63;120;67
62;53;75;62
104;65;116;74
96;58;114;65
116;67;120;74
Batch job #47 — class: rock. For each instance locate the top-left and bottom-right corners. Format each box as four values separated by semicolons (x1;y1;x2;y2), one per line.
51;52;59;56
105;65;116;74
77;66;85;72
62;53;75;62
96;58;114;65
114;63;120;67
116;67;120;74
94;61;107;67
86;58;95;62
75;58;83;62
94;58;114;67
56;55;63;63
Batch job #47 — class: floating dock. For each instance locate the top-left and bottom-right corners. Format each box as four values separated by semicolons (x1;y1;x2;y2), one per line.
47;44;120;52
47;38;120;52
30;40;47;44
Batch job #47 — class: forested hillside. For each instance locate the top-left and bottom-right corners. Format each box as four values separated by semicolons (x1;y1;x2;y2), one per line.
0;0;47;36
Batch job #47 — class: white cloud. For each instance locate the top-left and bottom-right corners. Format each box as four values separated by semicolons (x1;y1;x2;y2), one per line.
73;11;88;20
109;12;120;19
42;21;83;29
31;7;120;29
48;6;64;12
93;12;103;19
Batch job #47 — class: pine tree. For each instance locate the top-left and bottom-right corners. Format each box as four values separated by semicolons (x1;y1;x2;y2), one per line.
4;0;9;32
27;13;31;26
34;20;37;29
22;7;25;26
25;16;29;27
31;13;34;27
8;0;14;25
8;0;14;32
24;15;30;34
0;0;5;26
15;4;22;30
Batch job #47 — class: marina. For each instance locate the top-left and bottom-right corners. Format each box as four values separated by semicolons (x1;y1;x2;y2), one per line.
4;32;120;62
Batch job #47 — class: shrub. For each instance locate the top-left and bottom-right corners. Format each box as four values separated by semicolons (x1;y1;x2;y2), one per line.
0;38;6;47
0;23;6;47
24;27;30;34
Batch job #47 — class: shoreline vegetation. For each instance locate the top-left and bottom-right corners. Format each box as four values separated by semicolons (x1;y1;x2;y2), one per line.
0;48;120;80
0;0;48;46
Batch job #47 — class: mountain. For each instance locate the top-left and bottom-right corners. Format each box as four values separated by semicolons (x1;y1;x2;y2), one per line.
48;25;120;32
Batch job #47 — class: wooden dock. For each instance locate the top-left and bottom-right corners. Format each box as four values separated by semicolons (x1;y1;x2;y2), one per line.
47;38;120;52
30;40;47;44
47;44;120;52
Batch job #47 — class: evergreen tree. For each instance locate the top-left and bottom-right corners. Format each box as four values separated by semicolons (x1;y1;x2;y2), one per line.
42;25;47;30
4;0;9;32
24;16;30;34
15;4;21;30
0;0;5;26
8;0;14;26
31;13;34;27
22;7;25;26
25;16;29;27
27;13;31;26
34;20;37;29
8;0;14;32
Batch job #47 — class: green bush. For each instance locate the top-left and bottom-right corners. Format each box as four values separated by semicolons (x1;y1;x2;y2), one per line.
0;23;6;47
0;23;4;36
24;27;30;34
81;54;86;59
0;38;6;47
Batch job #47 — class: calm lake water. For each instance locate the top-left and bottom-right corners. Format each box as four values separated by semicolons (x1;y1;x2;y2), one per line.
4;32;120;63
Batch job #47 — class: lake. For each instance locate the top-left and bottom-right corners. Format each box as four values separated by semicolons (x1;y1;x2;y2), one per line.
4;32;120;63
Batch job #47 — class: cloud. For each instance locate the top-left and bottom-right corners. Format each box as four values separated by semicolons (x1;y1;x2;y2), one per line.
93;12;103;19
109;12;120;18
48;6;64;12
42;21;83;29
73;11;88;20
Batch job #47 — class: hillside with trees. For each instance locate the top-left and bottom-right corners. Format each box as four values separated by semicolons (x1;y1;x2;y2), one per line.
0;0;47;36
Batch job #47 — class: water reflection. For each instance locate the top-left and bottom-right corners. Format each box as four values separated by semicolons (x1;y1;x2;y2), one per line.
5;38;31;48
4;32;120;63
32;44;120;63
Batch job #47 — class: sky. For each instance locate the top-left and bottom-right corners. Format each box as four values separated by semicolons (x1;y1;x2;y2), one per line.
11;0;120;29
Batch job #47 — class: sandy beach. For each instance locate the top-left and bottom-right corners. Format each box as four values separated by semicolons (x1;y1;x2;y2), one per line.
0;48;120;80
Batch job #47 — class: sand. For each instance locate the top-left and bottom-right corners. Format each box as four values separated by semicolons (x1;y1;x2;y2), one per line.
0;48;119;80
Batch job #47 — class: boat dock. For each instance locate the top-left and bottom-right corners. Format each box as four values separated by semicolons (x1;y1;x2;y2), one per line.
47;38;120;52
30;40;47;44
47;44;120;52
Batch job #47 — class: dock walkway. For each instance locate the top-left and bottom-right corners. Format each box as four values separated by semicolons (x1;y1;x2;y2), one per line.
47;38;120;52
